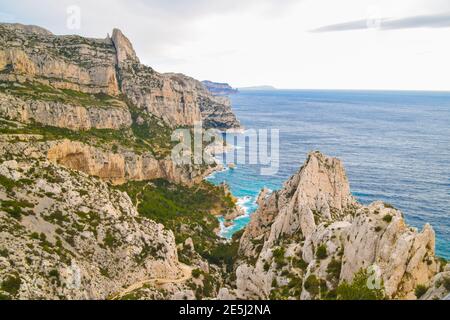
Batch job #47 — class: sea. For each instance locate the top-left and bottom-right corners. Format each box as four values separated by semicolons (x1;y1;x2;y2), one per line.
206;89;450;260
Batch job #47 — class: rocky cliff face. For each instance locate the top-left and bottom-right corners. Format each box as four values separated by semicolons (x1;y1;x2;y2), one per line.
0;24;120;95
230;152;444;300
0;23;240;130
0;92;132;131
47;139;210;185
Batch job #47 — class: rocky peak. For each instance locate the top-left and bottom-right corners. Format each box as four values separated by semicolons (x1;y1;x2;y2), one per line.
111;28;139;64
232;151;441;300
238;152;356;264
0;22;53;35
283;151;356;219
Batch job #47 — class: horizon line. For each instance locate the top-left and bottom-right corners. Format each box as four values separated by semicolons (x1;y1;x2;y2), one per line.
234;87;450;93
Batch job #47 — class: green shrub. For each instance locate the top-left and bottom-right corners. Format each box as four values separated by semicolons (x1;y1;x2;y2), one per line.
383;203;395;209
207;241;239;273
292;257;308;271
336;270;384;300
273;247;286;268
0;174;16;192
30;232;40;240
0;248;9;257
48;269;61;286
0;292;10;300
103;230;119;248
192;269;202;279
46;210;70;225
1;199;34;220
1;274;21;296
414;285;428;299
117;179;236;266
304;275;320;295
383;215;393;223
326;258;342;280
288;276;302;289
271;278;278;288
438;257;448;272
316;245;328;260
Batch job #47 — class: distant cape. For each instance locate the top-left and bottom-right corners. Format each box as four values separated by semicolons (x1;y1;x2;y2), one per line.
202;80;238;95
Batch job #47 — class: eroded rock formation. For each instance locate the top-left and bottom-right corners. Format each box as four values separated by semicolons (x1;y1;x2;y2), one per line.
231;152;444;300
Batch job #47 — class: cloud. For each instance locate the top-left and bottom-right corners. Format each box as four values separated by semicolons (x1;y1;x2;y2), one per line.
311;12;450;32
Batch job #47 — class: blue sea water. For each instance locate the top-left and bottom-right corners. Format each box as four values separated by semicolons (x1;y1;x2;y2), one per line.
206;90;450;260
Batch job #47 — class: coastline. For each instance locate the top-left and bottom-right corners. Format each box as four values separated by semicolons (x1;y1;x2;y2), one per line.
204;138;257;239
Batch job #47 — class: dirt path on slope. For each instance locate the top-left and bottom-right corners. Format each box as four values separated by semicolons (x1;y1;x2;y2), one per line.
110;263;193;300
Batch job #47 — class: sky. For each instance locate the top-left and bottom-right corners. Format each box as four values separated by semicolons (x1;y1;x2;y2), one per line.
1;0;450;90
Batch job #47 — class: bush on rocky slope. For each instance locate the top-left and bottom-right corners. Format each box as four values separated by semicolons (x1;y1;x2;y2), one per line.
336;270;385;300
118;179;236;262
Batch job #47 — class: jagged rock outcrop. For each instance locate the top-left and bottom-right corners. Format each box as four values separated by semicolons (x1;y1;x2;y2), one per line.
230;151;441;300
420;265;450;300
0;147;184;300
239;152;357;261
0;136;210;186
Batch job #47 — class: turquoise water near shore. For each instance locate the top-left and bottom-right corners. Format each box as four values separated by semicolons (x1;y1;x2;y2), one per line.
206;90;450;260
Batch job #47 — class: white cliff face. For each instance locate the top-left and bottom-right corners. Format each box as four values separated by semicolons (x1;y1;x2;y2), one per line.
0;26;120;96
46;140;209;186
339;202;438;299
231;151;441;300
0;92;132;131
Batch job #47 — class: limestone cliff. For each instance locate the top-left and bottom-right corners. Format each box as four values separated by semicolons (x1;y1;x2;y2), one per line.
230;152;444;300
0;22;239;186
46;139;210;185
0;91;132;131
0;23;240;130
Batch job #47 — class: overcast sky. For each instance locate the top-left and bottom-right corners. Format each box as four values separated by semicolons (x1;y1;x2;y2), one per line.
1;0;450;90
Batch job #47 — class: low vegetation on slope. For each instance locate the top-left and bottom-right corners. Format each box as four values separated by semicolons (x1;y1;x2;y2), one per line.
0;106;175;159
118;179;236;261
0;80;124;108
